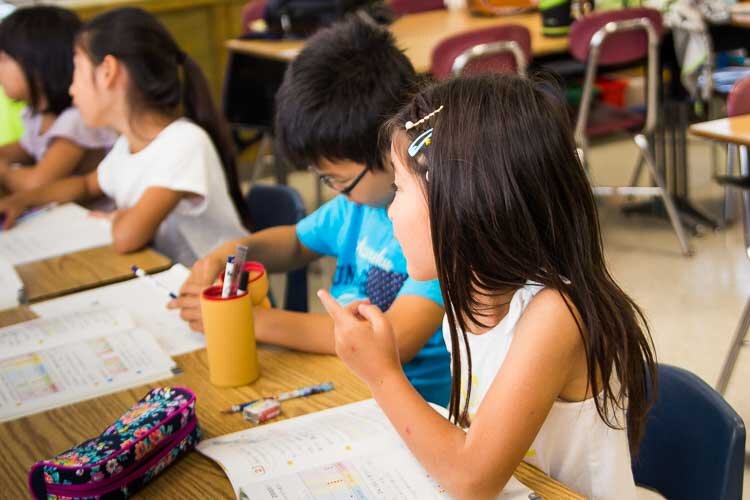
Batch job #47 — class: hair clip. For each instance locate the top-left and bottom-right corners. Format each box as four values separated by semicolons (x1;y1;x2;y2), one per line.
408;128;433;157
405;105;444;131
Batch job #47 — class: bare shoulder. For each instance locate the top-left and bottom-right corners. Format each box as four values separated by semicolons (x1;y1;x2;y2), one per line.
515;288;585;355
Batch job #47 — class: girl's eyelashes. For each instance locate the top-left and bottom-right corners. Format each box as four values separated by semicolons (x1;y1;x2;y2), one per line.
391;183;400;193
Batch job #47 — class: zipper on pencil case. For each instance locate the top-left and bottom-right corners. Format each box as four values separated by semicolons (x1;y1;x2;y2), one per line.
43;417;198;498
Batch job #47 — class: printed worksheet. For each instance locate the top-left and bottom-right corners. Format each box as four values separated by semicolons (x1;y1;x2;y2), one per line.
0;307;175;421
0;327;174;422
198;399;451;499
31;265;204;356
0;257;23;310
0;203;111;265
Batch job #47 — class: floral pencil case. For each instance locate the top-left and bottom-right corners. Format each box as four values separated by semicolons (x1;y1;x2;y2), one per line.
28;386;201;499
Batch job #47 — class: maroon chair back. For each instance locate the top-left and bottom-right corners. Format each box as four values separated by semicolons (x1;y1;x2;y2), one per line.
430;24;531;79
390;0;445;15
569;8;662;66
728;76;750;117
242;0;268;33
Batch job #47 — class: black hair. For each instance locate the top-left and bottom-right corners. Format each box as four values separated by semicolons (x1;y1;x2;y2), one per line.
77;7;248;223
0;6;81;114
275;14;415;171
383;73;657;452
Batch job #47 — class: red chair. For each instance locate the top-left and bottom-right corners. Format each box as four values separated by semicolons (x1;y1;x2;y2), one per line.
570;8;691;256
389;0;445;16
430;25;531;79
720;76;750;222
241;0;267;33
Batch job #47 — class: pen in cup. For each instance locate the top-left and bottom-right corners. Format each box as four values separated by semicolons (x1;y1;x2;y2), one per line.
221;255;235;298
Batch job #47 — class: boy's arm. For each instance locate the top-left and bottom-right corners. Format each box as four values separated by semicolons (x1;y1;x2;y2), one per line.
168;226;321;331
252;294;443;361
0;139;86;192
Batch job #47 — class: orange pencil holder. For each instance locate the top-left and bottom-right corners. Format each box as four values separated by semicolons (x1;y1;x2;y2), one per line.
200;285;260;387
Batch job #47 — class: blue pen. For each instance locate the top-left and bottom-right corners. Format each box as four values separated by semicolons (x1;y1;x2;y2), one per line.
131;265;177;299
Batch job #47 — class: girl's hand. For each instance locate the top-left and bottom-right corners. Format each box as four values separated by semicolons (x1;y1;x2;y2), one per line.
0;194;29;230
317;289;402;388
89;210;118;221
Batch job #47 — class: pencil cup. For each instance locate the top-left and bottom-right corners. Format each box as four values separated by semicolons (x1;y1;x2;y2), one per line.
200;285;260;387
244;262;270;309
220;261;271;309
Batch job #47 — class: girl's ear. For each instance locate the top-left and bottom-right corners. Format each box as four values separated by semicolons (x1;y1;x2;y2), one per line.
98;54;120;89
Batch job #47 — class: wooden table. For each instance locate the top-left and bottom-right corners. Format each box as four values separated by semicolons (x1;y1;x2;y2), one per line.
15;245;172;304
689;114;750;147
0;307;583;499
226;9;569;74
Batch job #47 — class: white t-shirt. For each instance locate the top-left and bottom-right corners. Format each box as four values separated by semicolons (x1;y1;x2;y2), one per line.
443;282;637;500
97;119;248;265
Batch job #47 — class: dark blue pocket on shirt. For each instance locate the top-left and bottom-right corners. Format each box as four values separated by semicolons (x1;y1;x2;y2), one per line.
364;267;408;311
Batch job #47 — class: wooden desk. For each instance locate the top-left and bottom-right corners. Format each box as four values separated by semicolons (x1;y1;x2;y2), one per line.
15;245;172;304
226;10;570;74
689;114;750;147
0;307;583;499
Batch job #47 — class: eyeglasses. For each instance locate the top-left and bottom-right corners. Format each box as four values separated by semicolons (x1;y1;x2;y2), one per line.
309;165;370;195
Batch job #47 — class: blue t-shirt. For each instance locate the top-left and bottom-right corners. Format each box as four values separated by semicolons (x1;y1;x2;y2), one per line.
296;195;450;406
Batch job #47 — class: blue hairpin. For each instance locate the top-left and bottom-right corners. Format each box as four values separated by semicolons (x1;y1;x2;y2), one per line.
408;128;433;157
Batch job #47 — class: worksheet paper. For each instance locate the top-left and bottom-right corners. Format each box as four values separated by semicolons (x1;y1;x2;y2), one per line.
0;307;175;422
198;399;450;499
0;257;23;310
0;203;112;265
31;264;204;356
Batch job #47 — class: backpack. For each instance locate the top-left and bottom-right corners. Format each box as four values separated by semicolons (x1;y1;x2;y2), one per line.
263;0;390;37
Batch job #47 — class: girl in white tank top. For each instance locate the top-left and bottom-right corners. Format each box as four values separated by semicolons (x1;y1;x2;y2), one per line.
318;74;657;500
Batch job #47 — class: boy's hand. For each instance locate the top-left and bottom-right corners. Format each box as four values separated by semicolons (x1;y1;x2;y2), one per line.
317;289;401;387
0;194;29;230
166;253;226;332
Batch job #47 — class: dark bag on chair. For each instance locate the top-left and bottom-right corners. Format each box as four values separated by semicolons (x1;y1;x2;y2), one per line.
263;0;391;38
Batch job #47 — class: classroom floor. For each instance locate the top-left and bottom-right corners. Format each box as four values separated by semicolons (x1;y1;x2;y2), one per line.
258;134;750;497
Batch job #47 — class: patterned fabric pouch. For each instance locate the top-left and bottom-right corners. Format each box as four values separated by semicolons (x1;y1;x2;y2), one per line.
28;387;201;499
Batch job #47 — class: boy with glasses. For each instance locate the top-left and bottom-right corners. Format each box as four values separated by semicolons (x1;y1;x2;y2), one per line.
169;16;450;405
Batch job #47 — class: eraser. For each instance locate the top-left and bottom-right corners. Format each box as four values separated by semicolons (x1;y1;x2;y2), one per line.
242;398;281;424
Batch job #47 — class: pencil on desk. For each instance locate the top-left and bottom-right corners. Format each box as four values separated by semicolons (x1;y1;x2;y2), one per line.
221;382;335;414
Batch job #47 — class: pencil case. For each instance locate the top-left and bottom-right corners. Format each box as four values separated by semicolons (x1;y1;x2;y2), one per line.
28;386;201;499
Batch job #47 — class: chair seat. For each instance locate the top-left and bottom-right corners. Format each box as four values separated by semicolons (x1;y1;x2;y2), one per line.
585;102;644;138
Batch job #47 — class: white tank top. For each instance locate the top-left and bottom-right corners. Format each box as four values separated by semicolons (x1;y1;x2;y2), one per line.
442;282;637;500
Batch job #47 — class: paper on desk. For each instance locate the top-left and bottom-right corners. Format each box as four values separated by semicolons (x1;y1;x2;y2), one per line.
0;257;23;310
0;327;175;423
0;203;111;265
198;400;446;499
31;264;205;356
199;399;534;500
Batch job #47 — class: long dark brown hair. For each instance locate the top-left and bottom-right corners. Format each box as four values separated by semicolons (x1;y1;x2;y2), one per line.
76;8;248;223
382;73;657;451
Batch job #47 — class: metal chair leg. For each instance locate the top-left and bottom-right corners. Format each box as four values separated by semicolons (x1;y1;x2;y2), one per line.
716;296;750;394
635;133;692;256
724;144;737;225
628;153;645;187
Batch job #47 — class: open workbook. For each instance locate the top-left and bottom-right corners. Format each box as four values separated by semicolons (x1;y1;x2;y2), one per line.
31;264;204;356
0;307;175;423
198;399;536;499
